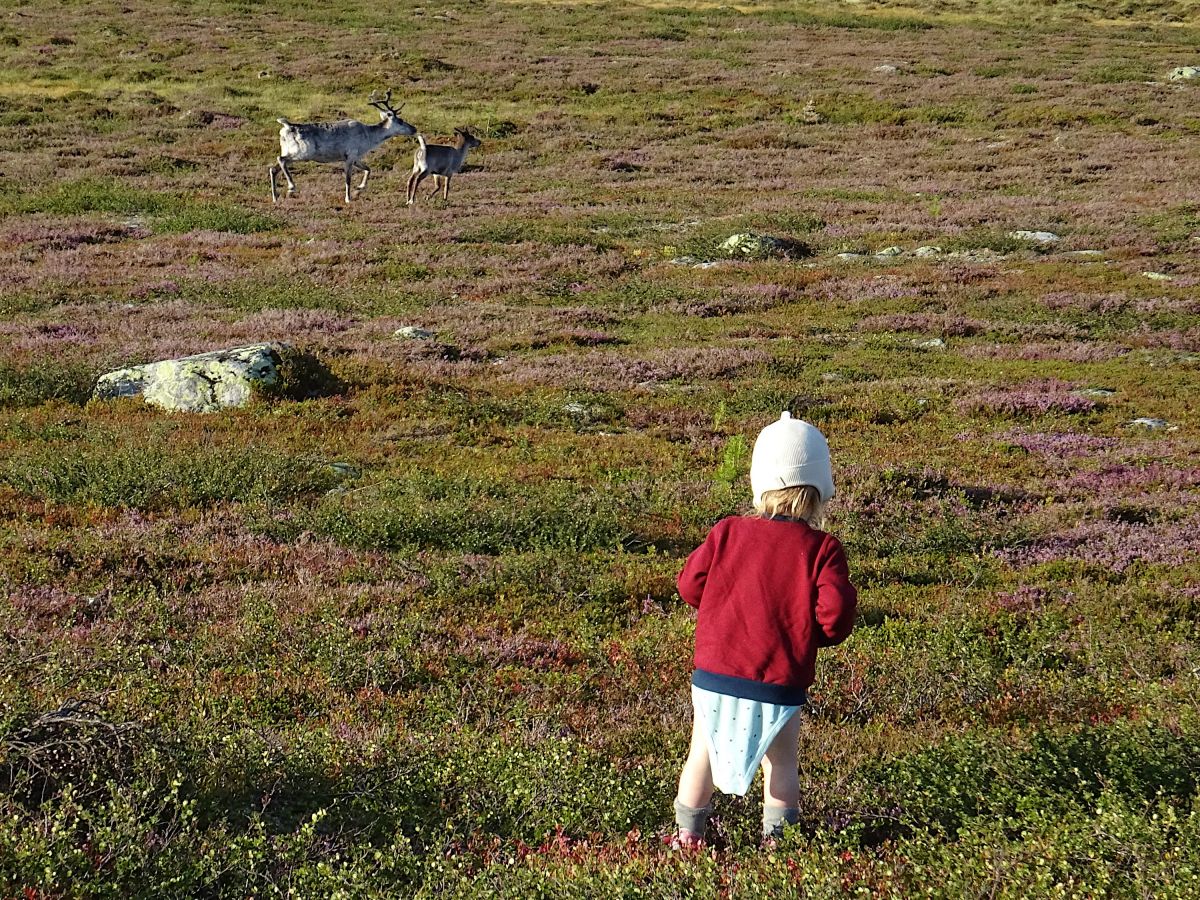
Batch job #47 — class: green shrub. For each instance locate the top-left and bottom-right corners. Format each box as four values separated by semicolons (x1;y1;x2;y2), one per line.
1;444;339;510
153;203;282;235
0;361;95;408
872;720;1200;836
298;475;628;554
15;178;166;217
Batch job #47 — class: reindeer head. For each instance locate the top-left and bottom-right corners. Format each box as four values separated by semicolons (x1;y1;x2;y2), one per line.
369;89;417;136
453;128;483;150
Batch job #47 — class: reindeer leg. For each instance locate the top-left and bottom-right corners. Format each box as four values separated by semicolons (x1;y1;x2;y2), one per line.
277;158;297;197
429;175;444;199
354;161;370;191
441;176;451;202
269;164;279;203
408;170;429;206
343;161;354;204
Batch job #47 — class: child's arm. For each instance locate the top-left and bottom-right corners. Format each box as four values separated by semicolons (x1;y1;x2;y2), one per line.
814;537;857;646
677;534;716;609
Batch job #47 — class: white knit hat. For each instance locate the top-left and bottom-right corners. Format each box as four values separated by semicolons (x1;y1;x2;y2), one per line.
750;412;835;505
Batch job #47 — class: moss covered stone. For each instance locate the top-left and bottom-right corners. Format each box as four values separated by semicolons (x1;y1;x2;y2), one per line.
93;342;291;413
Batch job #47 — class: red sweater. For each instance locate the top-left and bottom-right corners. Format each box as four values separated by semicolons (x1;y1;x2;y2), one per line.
678;516;857;701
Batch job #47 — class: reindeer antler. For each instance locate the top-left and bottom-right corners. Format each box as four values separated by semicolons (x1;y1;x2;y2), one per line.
368;88;396;111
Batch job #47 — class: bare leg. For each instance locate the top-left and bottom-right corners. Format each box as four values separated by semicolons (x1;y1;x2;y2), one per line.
676;713;714;810
343;161;354;204
355;161;370;190
760;710;803;808
441;175;451;201
269;164;279;203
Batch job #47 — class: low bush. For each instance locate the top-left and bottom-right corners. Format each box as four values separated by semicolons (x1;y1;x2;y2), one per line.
1;444;339;510
0;360;95;408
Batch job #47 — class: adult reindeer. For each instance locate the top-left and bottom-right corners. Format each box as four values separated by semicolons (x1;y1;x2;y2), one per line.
269;90;417;204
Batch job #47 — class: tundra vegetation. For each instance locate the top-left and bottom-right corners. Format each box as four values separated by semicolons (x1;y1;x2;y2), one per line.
1;0;1199;896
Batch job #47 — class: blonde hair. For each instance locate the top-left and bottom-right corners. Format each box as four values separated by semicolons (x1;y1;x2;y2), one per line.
755;485;827;528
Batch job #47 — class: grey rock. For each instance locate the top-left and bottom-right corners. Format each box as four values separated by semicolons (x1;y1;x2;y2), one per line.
913;245;943;257
836;252;864;261
1128;417;1171;430
94;343;290;413
875;246;904;257
946;248;1004;262
873;64;900;74
1009;230;1060;244
719;232;787;258
912;337;946;349
1075;388;1116;398
1066;249;1104;258
394;325;436;340
1169;66;1200;81
1142;271;1174;282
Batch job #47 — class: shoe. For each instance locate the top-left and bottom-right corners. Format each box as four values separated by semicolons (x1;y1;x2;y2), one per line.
662;828;705;851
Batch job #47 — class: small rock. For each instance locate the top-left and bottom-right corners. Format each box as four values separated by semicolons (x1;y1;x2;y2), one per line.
94;343;291;413
1142;271;1174;282
1168;66;1200;81
912;338;946;349
1010;230;1060;244
820;372;842;382
836;252;864;261
719;232;788;259
328;462;361;478
946;248;1004;262
875;246;904;257
1067;249;1104;258
694;261;723;270
1127;417;1171;430
668;256;698;266
913;246;943;257
1075;388;1116;398
873;64;900;74
394;325;436;340
563;402;590;417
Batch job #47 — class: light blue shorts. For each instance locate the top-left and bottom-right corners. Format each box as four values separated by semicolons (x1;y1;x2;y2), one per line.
692;684;801;796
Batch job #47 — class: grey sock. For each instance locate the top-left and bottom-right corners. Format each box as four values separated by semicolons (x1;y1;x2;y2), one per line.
674;798;711;835
762;805;800;838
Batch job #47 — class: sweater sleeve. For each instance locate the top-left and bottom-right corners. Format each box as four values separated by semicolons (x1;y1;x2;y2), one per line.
814;536;857;647
677;527;718;609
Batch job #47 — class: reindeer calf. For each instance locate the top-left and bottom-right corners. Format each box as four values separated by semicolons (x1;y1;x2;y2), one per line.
406;128;482;205
270;91;416;204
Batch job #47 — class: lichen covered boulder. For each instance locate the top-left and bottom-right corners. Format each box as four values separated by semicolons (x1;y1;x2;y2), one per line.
1168;66;1199;81
94;342;292;413
719;233;790;259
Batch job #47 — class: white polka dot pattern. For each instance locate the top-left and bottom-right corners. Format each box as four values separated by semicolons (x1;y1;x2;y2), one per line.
691;685;800;796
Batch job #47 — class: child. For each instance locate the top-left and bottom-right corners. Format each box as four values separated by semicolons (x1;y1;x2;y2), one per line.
671;412;858;848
